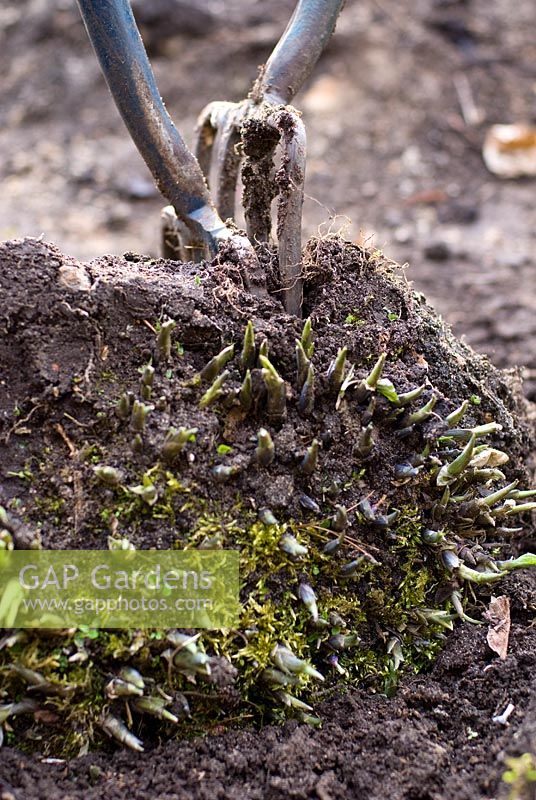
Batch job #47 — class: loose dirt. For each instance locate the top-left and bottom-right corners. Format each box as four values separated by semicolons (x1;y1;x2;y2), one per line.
0;235;534;799
0;0;535;797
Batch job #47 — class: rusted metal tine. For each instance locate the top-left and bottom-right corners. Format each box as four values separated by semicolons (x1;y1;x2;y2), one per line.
76;0;267;298
196;0;344;316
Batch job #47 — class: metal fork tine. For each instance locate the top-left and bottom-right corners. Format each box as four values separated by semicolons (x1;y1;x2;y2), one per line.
192;0;343;316
77;0;236;258
196;102;242;222
78;0;344;315
268;109;306;317
196;105;220;185
258;0;345;105
214;116;242;221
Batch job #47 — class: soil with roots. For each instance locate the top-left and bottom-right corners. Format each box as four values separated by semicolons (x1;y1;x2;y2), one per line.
0;236;534;799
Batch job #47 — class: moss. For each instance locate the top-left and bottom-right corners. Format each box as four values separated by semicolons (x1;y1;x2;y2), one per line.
1;290;534;756
81;444;105;464
33;495;66;523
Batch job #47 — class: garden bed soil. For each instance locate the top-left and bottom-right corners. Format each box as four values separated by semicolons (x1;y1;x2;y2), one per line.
0;236;534;799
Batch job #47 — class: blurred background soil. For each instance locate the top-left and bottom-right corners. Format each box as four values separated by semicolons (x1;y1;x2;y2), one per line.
0;0;535;396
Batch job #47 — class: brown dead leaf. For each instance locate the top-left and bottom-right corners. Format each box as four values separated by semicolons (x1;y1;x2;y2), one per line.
485;595;511;660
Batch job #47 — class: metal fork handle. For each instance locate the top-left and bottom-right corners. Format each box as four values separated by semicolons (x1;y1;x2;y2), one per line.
76;0;228;252
257;0;345;105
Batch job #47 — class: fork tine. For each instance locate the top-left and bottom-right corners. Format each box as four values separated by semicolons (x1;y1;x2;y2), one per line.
77;0;230;257
195;0;343;315
196;102;232;186
268;109;306;317
213;113;243;221
196;103;243;222
256;0;345;106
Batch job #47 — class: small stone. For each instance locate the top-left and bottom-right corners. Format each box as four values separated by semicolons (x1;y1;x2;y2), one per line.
57;265;91;291
437;200;479;225
423;241;451;261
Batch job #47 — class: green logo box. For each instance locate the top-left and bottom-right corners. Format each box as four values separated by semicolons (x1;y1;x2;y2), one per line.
0;550;239;629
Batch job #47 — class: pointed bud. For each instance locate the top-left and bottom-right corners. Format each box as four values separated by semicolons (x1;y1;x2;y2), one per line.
444;422;503;440
477;480;518;508
274;691;314;712
331;505;348;532
323;535;344;555
300;439;319;475
271;644;324;681
335;364;356;410
298;364;315;416
445;399;469;427
239;369;253;412
130;400;153;432
140;364;155;400
257;338;269;365
118;666;144;689
132;696;179;723
199;371;229;409
259;507;278;526
241;321;256;371
441;550;460;571
300;317;314;359
256;428;275;467
327;632;360;651
403;394;437;426
128;482;158;505
280;533;308;557
211;464;240;484
116;392;132;420
504;502;536;516
394;384;426;407
199;344;234;383
436;434;476;486
162;427;197;460
105;677;144;699
355;423;375;458
355;353;387;401
295;341;310;389
157;319;176;361
259;355;286;421
298;583;318;622
101;714;144;752
93;465;123;487
261;667;300;687
340;558;363;576
327;347;347;393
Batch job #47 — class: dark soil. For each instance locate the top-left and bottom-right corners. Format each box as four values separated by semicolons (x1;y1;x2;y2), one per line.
0;237;532;550
1;611;534;800
0;236;534;799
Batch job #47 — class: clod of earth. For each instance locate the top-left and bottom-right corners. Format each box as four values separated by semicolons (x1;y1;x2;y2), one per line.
0;235;534;756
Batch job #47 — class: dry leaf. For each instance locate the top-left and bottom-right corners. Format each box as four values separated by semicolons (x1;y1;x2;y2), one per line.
483;124;536;178
485;595;511;660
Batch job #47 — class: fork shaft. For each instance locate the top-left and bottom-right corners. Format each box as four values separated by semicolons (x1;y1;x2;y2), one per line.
77;0;224;250
259;0;345;105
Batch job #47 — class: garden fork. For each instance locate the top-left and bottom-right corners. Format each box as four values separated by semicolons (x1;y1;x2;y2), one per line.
76;0;344;316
